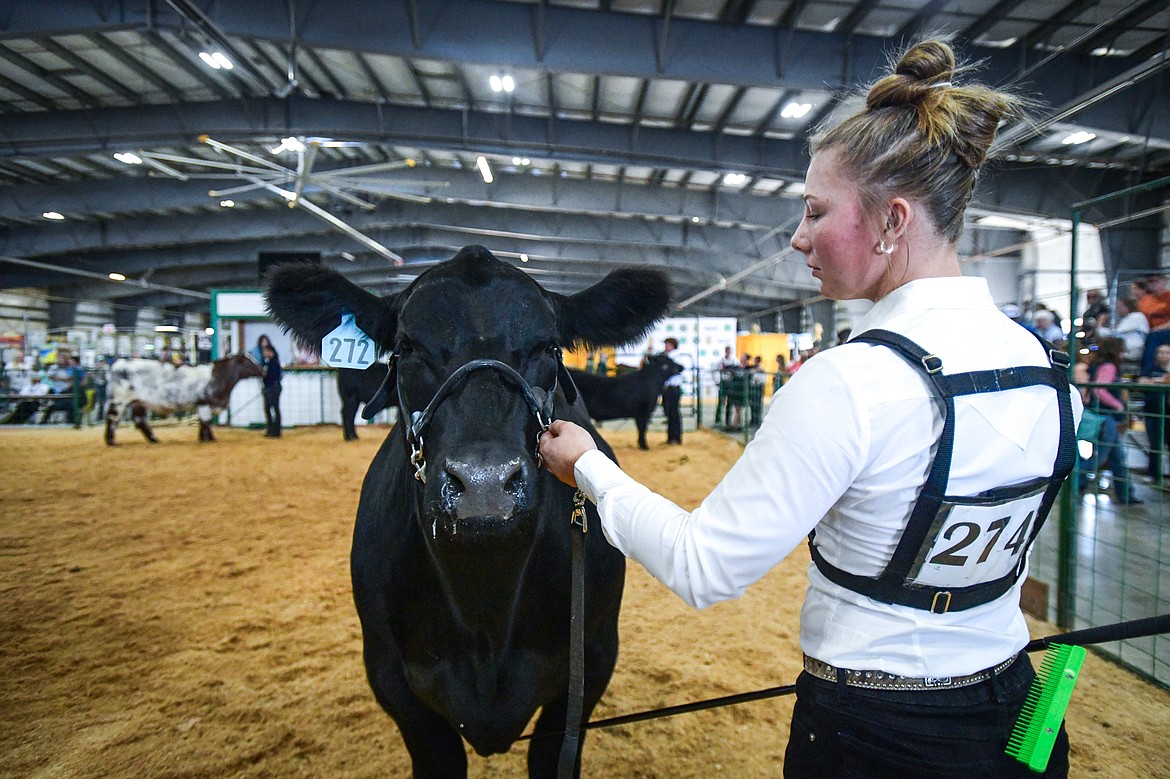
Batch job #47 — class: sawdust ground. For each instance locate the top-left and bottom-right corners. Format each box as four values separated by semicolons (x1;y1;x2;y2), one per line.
1;423;1167;777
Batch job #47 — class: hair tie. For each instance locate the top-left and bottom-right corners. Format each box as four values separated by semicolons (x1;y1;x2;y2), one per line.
930;81;953;89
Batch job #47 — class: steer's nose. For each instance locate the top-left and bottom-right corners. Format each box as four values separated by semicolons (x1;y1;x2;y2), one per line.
438;457;526;519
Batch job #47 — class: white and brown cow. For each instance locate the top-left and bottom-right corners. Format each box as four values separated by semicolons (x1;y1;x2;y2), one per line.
104;354;263;445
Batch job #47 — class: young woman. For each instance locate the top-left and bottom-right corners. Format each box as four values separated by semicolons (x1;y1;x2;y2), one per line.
1081;338;1140;503
540;39;1080;777
260;343;282;438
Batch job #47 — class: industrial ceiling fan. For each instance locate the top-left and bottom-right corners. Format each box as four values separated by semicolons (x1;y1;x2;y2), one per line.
130;135;451;266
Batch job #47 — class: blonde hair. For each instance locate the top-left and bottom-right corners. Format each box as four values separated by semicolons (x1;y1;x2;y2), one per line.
811;39;1023;242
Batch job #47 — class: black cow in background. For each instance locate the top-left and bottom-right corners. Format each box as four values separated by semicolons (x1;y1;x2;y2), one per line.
338;362;391;440
569;353;684;450
265;245;670;778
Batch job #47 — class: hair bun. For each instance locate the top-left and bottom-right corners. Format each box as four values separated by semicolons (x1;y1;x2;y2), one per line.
866;40;956;111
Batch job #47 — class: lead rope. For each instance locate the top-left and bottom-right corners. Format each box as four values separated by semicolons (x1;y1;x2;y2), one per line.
557;489;588;779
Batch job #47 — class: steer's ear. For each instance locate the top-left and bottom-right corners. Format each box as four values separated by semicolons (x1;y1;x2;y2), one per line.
554;267;671;349
264;263;398;353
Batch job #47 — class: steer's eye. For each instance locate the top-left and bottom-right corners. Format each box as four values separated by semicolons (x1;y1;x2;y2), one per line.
525;341;557;364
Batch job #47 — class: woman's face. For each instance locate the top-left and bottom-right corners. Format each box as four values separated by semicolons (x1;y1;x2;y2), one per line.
791;151;887;302
1157;345;1170;369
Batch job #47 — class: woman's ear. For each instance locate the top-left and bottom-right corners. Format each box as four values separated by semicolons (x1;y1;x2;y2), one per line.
886;197;913;241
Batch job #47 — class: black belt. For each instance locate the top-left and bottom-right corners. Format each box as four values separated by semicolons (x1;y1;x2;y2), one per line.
802;654;1018;691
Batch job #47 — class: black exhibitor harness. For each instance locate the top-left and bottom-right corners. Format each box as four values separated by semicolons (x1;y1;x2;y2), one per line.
808;328;1077;614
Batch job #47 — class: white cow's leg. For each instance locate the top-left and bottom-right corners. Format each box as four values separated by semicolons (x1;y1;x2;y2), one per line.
130;401;159;443
197;405;215;442
104;401;120;445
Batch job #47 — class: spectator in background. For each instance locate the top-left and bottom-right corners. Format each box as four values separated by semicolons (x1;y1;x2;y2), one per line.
41;352;76;424
261;344;282;438
772;353;788;394
2;373;49;424
1032;309;1064;344
1000;302;1024;326
748;355;766;427
1113;293;1149;373
1082;337;1140;503
714;346;738;429
1082;289;1111;333
1136;274;1170;331
1139;343;1170;478
251;334;273;364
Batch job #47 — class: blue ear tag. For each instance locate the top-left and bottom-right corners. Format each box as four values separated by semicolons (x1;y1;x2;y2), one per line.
321;313;376;369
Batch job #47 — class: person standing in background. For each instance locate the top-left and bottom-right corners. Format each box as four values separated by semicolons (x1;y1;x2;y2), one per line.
251;334;273;364
261;344;282;438
1136;274;1170;331
1112;293;1149;374
660;337;684;445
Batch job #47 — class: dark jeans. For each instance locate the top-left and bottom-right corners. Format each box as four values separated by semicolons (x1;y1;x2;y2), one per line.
1144;391;1170;476
783;653;1069;778
263;384;282;435
662;386;682;444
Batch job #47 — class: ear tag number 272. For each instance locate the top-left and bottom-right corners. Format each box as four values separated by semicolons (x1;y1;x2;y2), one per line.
321;313;376;369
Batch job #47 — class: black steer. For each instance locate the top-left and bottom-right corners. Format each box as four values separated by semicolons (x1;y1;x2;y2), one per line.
338;362;391;440
569;353;684;450
265;245;670;778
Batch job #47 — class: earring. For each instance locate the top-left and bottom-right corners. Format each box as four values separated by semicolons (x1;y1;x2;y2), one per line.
879;240;894;255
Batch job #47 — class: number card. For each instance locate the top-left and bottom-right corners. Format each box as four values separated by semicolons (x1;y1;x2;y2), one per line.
908;486;1047;589
321;313;376;369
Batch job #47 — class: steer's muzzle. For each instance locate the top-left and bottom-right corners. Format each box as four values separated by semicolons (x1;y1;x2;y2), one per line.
434;453;532;530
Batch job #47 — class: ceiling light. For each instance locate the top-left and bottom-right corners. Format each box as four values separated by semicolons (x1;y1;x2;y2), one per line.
114;152;142;165
521;158;530;165
722;172;748;186
270;136;305;154
155;325;180;333
212;52;233;70
341;251;356;261
1061;131;1096;145
199;51;222;69
502;75;515;92
42;211;65;220
490;74;514;93
476;155;494;184
219;199;235;208
520;253;529;263
490;75;502;92
692;216;701;223
204;327;215;335
108;272;126;281
512;157;522;165
780;102;812;119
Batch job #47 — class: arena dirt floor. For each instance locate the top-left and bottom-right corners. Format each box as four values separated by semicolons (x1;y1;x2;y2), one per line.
2;421;1169;778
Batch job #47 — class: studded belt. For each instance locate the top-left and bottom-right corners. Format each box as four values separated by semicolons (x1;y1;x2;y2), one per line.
802;654;1019;691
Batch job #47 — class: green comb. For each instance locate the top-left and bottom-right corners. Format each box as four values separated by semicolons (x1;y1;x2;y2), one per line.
1006;643;1086;772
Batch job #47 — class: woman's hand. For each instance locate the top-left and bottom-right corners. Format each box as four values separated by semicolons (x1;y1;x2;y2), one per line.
539;420;598;487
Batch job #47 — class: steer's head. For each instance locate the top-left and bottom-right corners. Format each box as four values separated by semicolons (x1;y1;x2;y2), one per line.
265;245;669;544
647;352;685;380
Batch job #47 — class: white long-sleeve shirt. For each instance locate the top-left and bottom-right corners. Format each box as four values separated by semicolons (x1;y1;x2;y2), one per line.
575;276;1081;677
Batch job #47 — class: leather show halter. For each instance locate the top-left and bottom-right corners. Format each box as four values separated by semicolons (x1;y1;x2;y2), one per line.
361;345;578;482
